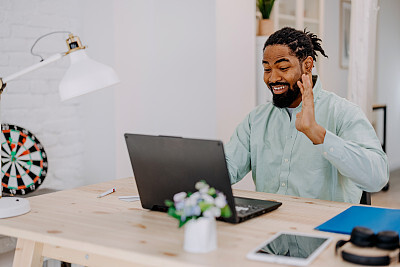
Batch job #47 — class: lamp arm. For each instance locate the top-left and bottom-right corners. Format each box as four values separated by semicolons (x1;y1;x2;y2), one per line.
1;33;86;95
2;53;64;85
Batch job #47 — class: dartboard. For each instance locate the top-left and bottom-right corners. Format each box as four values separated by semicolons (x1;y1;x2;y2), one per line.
1;124;48;195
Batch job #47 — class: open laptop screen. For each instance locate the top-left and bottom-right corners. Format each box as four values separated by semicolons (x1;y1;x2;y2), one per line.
124;134;237;220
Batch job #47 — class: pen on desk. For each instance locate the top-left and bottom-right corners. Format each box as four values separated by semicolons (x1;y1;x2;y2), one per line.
97;187;116;198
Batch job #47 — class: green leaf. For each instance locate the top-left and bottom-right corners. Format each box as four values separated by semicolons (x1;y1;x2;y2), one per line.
199;202;213;212
179;218;188;228
175;210;183;216
257;0;275;19
208;187;216;196
179;216;197;228
167;207;180;220
165;199;174;207
220;205;232;218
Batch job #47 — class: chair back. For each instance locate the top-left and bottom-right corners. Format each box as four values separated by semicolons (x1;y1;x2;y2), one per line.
360;191;371;205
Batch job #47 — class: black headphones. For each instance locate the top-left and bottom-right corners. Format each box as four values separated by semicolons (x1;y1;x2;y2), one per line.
336;226;400;266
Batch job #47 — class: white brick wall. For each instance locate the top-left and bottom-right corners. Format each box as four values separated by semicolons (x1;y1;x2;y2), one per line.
0;0;86;191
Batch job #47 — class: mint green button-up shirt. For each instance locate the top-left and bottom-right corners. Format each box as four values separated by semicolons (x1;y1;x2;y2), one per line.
225;76;389;204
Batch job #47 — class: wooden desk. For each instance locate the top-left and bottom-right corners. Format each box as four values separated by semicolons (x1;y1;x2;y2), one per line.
0;178;357;267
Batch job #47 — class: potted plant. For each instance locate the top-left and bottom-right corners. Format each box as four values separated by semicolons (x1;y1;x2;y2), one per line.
165;180;231;253
257;0;275;36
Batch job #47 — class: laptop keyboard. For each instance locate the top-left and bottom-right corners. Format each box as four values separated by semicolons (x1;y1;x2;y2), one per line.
235;204;266;217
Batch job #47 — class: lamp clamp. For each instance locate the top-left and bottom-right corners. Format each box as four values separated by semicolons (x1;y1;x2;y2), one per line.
65;34;86;55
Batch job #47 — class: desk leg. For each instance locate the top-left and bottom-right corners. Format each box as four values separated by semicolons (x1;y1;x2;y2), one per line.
13;238;44;267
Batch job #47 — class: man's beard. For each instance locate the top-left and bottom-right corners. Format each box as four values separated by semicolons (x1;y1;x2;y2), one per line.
269;78;301;108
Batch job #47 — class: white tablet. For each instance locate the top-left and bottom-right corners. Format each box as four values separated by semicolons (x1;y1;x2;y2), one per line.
246;232;333;266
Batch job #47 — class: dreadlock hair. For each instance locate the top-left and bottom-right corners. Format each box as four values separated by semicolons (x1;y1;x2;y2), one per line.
263;27;328;62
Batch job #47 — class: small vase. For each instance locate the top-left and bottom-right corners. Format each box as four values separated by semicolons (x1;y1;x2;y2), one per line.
183;217;217;253
258;19;274;36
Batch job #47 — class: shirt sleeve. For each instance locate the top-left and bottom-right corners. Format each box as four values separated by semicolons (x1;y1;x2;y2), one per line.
224;114;252;184
315;106;389;192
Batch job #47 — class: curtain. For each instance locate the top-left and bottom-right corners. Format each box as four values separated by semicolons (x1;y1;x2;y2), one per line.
347;0;379;121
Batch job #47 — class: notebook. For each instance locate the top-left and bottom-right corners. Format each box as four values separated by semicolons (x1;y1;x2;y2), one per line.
124;133;282;223
315;206;400;235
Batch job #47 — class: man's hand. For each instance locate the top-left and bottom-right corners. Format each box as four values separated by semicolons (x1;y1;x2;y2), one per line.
295;74;326;144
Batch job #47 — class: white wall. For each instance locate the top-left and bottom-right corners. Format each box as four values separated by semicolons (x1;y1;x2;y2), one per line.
319;0;348;97
376;0;400;171
79;0;116;185
113;0;257;181
216;0;256;143
216;0;256;191
114;1;218;179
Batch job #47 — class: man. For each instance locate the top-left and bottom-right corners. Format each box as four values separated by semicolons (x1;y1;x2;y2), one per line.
225;27;388;204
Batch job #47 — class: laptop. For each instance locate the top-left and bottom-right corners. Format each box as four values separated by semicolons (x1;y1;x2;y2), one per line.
124;133;282;223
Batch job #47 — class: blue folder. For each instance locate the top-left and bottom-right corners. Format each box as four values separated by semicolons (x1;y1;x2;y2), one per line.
315;206;400;235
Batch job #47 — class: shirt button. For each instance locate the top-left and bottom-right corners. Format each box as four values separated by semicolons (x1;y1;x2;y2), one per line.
329;147;334;152
281;182;286;187
284;159;289;163
323;152;328;156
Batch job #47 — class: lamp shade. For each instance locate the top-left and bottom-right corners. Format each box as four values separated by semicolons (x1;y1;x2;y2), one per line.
59;49;119;101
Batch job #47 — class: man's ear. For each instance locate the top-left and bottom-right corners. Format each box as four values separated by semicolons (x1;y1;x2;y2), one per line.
302;56;314;74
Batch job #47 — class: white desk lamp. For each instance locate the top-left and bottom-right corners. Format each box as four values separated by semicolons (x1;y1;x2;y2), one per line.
0;33;119;218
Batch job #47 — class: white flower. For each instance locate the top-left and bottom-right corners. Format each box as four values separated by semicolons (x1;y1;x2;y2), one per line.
215;193;227;208
186;192;201;206
183;206;192;217
175;201;184;211
202;194;215;204
192;206;201;216
195;180;208;190
199;186;210;194
212;207;221;217
203;207;221;218
167;180;230;226
203;209;213;218
173;192;187;203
